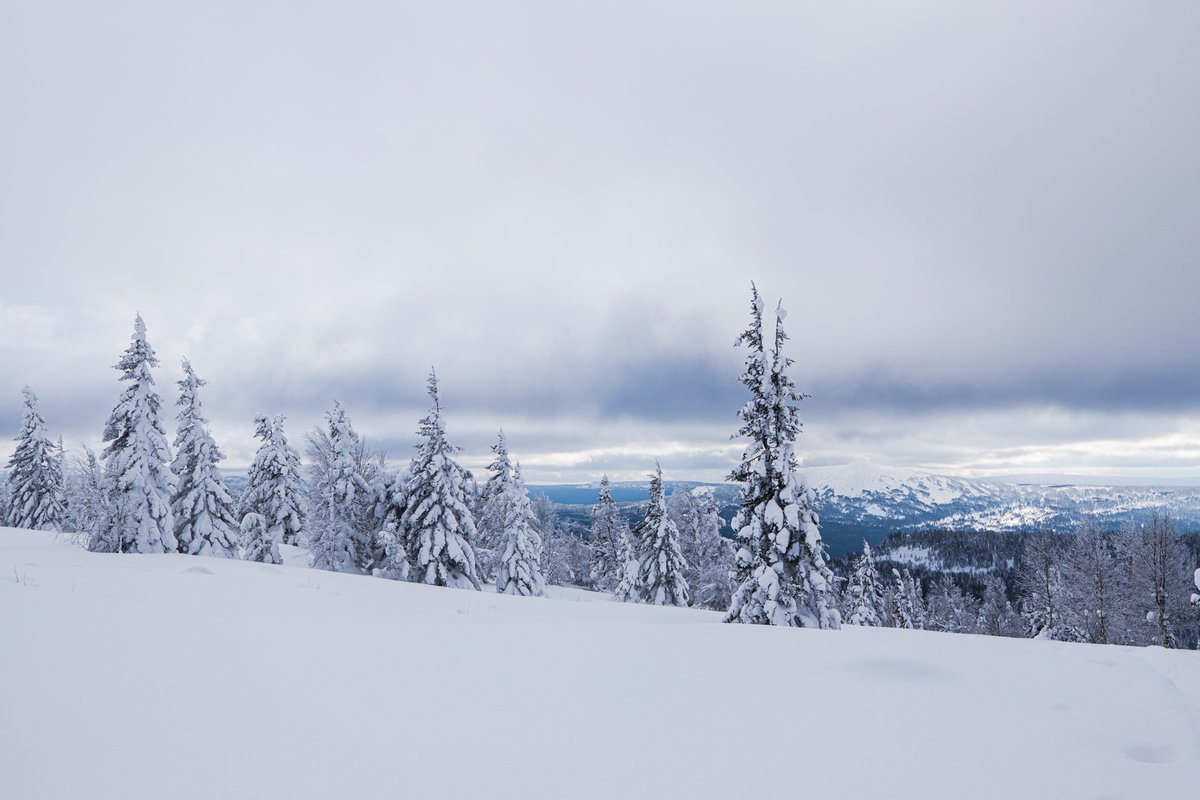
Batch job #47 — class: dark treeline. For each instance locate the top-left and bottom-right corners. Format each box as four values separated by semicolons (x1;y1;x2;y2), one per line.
834;521;1200;648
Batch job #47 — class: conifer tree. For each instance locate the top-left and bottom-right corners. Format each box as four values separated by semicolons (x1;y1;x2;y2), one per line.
976;574;1021;637
475;431;514;581
589;475;632;592
374;466;410;577
613;547;640;603
926;576;980;633
170;360;239;558
240;512;281;564
4;387;65;531
495;463;545;597
306;402;374;573
396;370;481;589
241;415;306;547
631;465;690;606
724;286;839;628
92;315;176;554
890;568;924;630
667;485;700;562
687;487;736;610
843;541;884;627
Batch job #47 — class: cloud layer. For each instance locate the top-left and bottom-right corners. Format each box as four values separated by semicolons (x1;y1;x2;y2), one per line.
2;2;1199;483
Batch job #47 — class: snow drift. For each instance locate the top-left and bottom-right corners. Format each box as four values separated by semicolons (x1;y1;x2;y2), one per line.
1;526;1198;799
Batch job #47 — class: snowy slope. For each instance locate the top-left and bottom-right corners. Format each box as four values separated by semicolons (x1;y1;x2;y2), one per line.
2;526;1199;799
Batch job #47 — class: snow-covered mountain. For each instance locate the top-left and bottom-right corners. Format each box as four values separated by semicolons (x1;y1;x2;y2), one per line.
803;461;1200;554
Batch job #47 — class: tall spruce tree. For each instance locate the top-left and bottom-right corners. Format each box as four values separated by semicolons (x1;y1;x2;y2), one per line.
843;541;884;627
725;286;839;628
92;315;176;554
4;387;65;531
589;474;632;592
241;415;306;547
306;402;374;573
170;360;239;558
495;463;545;597
396;370;481;589
631;465;690;607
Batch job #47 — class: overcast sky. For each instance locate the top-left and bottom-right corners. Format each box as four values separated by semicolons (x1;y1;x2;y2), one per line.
2;2;1199;484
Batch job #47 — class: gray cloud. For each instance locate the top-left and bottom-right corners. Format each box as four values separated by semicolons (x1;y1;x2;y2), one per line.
2;2;1199;483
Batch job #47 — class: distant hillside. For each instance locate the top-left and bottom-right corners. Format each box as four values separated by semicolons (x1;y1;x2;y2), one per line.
534;462;1200;556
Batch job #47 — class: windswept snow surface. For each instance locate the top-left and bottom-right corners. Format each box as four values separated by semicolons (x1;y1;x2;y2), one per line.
2;526;1198;799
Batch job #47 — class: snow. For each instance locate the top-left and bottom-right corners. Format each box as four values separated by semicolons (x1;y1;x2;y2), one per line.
803;460;969;505
3;525;1199;799
882;544;1000;575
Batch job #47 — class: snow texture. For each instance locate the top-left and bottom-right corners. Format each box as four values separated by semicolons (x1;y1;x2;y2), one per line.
2;525;1198;800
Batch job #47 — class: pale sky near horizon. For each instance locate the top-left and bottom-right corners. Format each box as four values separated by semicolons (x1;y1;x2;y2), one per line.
2;2;1199;484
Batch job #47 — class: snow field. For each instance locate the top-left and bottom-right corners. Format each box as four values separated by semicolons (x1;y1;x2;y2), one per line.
2;526;1198;799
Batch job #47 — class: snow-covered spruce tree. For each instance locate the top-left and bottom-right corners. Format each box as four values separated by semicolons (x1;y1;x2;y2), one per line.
630;466;689;606
975;574;1021;638
589;474;632;592
170;360;239;558
395;371;481;589
240;415;306;547
495;463;545;597
92;315;176;554
842;541;884;627
306;402;376;573
667;485;700;564
240;512;281;565
373;464;410;578
4;387;65;531
687;488;736;610
724;286;839;628
889;568;924;630
475;431;514;581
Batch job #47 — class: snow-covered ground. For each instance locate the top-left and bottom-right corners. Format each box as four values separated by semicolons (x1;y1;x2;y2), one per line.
2;526;1198;799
